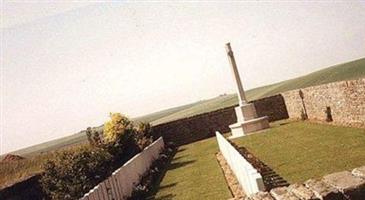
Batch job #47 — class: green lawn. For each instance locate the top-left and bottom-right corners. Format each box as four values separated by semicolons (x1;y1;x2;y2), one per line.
232;120;365;183
154;137;232;200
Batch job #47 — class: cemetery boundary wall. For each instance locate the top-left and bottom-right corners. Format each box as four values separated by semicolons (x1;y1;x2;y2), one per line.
152;94;289;146
282;78;365;128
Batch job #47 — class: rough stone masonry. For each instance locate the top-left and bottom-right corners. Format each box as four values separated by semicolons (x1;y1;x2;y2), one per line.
245;165;365;200
282;78;365;128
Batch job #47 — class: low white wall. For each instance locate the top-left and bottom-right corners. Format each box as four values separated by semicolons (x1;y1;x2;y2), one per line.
216;132;265;195
80;137;165;200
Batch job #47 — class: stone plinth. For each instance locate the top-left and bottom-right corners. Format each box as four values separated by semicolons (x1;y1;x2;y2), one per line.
229;116;270;138
229;103;270;138
235;103;258;121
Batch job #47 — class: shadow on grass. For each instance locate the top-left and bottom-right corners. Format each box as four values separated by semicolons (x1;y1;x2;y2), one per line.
268;121;291;129
236;146;289;189
157;183;178;190
167;160;195;171
278;122;290;126
279;122;291;126
176;148;186;153
147;146;194;200
171;155;188;161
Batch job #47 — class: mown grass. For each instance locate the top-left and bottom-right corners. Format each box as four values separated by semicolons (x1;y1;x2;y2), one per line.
232;120;365;183
154;137;232;200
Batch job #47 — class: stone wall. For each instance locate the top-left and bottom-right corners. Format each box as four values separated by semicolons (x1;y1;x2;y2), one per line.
282;78;365;128
152;105;237;146
253;94;289;122
246;165;365;200
152;94;288;145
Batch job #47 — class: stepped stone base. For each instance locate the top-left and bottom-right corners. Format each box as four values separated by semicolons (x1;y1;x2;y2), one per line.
229;116;270;139
229;103;270;139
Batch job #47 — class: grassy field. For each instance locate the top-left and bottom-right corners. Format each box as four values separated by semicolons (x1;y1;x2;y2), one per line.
151;94;237;126
232;120;365;183
5;57;364;158
0;143;93;189
153;137;232;200
4;133;89;158
0;153;54;189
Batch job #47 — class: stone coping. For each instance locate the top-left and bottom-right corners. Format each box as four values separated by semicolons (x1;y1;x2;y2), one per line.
245;165;365;200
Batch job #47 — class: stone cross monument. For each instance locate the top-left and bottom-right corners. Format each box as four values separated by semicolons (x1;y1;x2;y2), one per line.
225;43;270;138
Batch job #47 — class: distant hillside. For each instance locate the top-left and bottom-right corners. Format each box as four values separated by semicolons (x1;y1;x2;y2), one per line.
245;57;365;100
151;57;365;125
151;94;237;125
6;57;365;157
5;131;88;157
133;101;204;123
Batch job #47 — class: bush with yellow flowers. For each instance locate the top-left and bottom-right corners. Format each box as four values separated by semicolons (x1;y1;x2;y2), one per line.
101;113;138;165
103;113;134;142
41;113;153;199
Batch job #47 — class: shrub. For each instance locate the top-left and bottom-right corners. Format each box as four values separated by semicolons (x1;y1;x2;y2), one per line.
102;113;153;164
103;113;133;142
86;127;103;147
41;113;153;199
40;146;112;199
102;113;140;165
136;122;153;150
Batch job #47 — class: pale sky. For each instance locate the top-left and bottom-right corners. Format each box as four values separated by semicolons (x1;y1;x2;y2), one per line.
1;1;365;154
